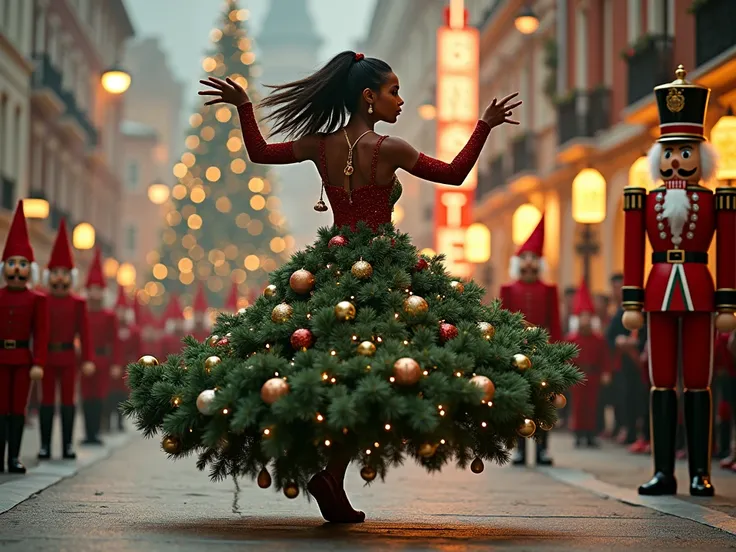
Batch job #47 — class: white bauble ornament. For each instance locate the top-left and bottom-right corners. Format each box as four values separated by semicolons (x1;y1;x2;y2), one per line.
196;389;217;415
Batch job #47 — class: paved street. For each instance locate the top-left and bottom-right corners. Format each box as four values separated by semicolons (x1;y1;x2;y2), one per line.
1;430;736;551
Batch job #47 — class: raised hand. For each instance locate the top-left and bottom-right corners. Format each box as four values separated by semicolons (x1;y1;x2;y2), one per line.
198;76;250;107
481;92;522;128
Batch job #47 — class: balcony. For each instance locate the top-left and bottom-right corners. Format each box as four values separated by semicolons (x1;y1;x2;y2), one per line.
587;87;612;135
0;176;15;211
58;91;99;148
555;88;612;163
476;155;506;204
31;54;65;116
511;134;536;176
626;35;673;107
695;0;736;68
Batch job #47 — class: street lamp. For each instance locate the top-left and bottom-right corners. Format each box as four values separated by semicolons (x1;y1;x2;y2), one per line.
101;67;132;95
117;262;137;287
572;168;607;289
148;182;171;205
464;222;491;263
515;4;540;35
72;222;96;250
512;203;542;245
710;108;736;184
23;198;49;219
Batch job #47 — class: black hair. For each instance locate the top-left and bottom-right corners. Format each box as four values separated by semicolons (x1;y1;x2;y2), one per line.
258;51;393;139
610;273;624;283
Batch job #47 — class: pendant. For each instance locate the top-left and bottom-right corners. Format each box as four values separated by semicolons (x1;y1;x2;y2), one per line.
314;199;328;212
344;165;354;176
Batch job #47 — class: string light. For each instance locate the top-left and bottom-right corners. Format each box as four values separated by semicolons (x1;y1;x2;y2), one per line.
389;376;395;383
481;421;487;428
322;373;328;380
324;439;331;446
330;377;336;383
222;408;229;415
374;442;380;448
440;439;446;444
384;424;391;431
316;413;324;422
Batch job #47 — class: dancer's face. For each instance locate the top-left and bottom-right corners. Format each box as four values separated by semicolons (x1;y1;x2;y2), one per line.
659;141;702;183
365;72;404;124
3;256;31;290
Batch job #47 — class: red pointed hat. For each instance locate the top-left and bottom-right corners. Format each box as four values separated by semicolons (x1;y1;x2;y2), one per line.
48;219;74;270
515;215;545;257
2;200;34;262
164;294;184;320
573;279;596;315
85;248;106;288
115;285;129;309
225;281;239;311
193;282;208;313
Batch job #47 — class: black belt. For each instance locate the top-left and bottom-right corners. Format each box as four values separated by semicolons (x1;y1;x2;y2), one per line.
651;251;708;264
95;347;111;356
49;342;74;352
1;340;29;350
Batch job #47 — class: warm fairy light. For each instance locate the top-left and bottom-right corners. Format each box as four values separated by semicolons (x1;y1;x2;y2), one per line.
455;372;462;377
394;313;399;319
374;442;380;448
187;214;203;230
488;401;493;407
178;258;193;273
269;237;286;253
324;439;331;446
190;113;203;127
179;272;194;285
247;220;264;236
202;57;217;72
222;408;229;415
244;255;260;271
389;376;396;383
166;211;181;226
541;381;547;387
316;414;324;422
384;424;391;431
306;313;312;319
210;29;223;42
248;177;265;192
352;335;358;341
423;370;429;375
265;343;271;349
190;187;206;203
185;135;200;150
330;377;336;383
182;234;196;248
172;397;181;407
172;184;187;200
216;107;232;123
173;163;188;178
440;439;446;444
240;52;256;65
227;137;242;152
365;449;371;455
231;159;246;174
103;258;119;279
330;350;337;356
250;195;266;210
181;152;196;167
201;126;215;141
263;429;270;436
403;340;409;345
377;337;383;343
206;167;221;182
481;421;487;428
439;410;446;416
153;264;168;279
322;373;328;380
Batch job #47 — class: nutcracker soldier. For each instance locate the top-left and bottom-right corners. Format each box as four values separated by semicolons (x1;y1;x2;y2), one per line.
38;219;95;460
565;279;609;448
191;283;210;342
0;201;49;473
622;65;736;496
80;249;120;444
500;215;562;465
108;286;140;431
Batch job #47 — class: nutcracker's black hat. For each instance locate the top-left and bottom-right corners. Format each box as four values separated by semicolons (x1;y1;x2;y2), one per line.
654;64;710;143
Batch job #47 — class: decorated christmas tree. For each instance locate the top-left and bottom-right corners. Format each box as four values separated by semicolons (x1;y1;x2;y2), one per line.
145;0;292;310
124;222;582;505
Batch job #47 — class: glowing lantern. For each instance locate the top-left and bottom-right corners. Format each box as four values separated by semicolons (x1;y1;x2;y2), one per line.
711;112;736;181
629;156;655;190
148;183;170;205
72;222;95;250
23;198;49;219
512;204;542;245
101;67;132;94
103;258;119;279
464;223;491;263
572;168;607;224
514;5;540;35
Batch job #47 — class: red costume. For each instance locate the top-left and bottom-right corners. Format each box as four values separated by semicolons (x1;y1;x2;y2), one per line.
80;249;120;445
623;66;736;497
0;201;49;473
162;294;185;357
565;280;609;443
108;287;141;431
38;219;93;460
499;216;561;465
191;283;210;342
225;281;240;313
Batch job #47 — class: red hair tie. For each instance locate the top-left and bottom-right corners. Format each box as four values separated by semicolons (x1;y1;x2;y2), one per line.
354;53;364;61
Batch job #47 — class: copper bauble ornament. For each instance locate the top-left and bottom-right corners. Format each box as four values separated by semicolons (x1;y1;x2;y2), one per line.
403;295;428;316
290;328;314;351
517;418;537;438
393;357;421;386
413;258;429;272
328;235;348;248
470;375;496;402
360;465;377;482
162;435;181;454
206;334;220;347
334;301;356;321
449;281;465;294
470;457;484;474
138;355;159;367
204;355;221;373
196;389;217;415
551;393;567;409
439;322;458;343
477;322;495;340
271;303;293;323
512;353;532;371
539;420;554;431
357;341;376;356
263;284;277;298
289;269;315;294
418;443;437;458
283;482;299;499
257;467;272;489
351;259;373;279
261;377;290;404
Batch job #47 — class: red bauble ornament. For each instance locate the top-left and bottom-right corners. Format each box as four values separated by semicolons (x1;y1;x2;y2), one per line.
216;337;230;347
414;258;429;272
290;328;314;350
328;235;348;248
439;322;458;343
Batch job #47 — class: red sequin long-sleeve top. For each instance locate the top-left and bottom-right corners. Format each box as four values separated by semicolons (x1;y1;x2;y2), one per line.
236;103;490;230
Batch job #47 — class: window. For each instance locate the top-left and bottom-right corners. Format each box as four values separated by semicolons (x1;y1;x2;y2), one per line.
126;161;139;190
126;225;137;253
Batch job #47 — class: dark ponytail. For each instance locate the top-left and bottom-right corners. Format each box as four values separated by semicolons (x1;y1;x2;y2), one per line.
259;51;393;139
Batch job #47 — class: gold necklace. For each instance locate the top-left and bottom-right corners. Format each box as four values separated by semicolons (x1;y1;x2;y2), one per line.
343;129;372;176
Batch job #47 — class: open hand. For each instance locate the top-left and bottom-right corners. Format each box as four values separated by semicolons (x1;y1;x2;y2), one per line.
482;92;522;128
198;76;250;107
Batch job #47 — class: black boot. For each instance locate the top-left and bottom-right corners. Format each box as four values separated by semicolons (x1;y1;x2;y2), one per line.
61;405;76;459
37;405;54;460
80;400;100;445
511;437;526;465
685;389;715;497
0;415;6;473
536;431;553;466
587;432;600;448
8;414;27;473
90;399;104;446
115;394;125;431
717;417;731;460
639;388;678;495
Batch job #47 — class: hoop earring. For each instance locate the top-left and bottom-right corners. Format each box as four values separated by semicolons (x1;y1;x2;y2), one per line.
368;105;374;114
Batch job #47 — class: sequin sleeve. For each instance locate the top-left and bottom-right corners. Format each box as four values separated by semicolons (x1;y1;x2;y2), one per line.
236;102;298;164
407;120;491;186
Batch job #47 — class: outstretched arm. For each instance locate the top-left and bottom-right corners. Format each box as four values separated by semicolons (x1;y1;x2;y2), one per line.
383;92;521;186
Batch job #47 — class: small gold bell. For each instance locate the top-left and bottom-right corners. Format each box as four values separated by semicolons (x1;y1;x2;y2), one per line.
314;199;328;212
343;165;354;176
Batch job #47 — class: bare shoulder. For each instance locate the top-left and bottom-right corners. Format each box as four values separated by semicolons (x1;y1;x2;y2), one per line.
380;136;420;170
292;134;322;163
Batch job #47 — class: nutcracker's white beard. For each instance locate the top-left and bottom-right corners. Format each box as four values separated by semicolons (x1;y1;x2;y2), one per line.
568;315;601;335
662;189;690;240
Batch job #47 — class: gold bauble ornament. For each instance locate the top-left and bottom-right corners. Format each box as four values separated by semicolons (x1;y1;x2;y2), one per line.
392;357;421;385
260;377;290;404
334;301;356;321
450;281;465;294
517;418;537;438
551;393;567;409
263;284;277;298
539;420;554;431
357;341;376;356
161;435;181;454
351;259;373;279
271;303;294;323
512;353;532;371
418;443;437;458
477;322;496;340
204;356;221;373
283;482;299;499
360;465;377;482
206;334;220;347
289;268;315;294
470;375;496;402
257;467;272;488
470;457;484;474
138;355;159;367
403;295;428;316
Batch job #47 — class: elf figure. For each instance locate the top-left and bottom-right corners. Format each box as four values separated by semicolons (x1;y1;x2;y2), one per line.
565;279;610;448
225;281;240;313
109;286;140;431
191;283;210;342
0;201;49;473
500;215;562;466
39;219;94;460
